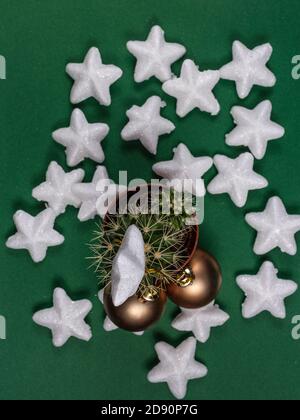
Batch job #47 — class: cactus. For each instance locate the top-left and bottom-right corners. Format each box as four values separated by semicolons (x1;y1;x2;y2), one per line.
89;189;195;296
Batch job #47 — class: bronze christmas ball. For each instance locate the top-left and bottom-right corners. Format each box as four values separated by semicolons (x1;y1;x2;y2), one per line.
166;249;222;309
103;288;167;332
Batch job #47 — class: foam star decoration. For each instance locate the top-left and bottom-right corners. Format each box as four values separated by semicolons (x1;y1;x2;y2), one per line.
236;261;298;319
220;41;276;99
98;290;144;336
52;109;109;167
127;25;186;83
226;100;285;160
72;166;110;222
111;225;145;307
121;96;175;155
32;161;85;215
245;196;300;256
172;301;230;343
162;59;221;117
152;143;213;197
6;208;64;263
207;152;268;207
33;288;93;347
66;47;123;106
148;337;208;399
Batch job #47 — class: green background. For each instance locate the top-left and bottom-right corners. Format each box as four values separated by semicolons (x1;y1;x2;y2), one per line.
1;0;300;401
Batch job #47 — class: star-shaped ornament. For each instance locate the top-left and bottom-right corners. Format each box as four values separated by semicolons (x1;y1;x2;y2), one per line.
220;41;276;98
237;261;298;319
148;337;208;399
207;152;268;207
66;47;123;106
127;25;186;83
32;161;85;215
72;166;110;222
6;208;64;263
162;59;221;117
111;225;145;307
98;290;144;336
152;143;213;197
52;108;109;167
172;301;230;343
245;196;300;256
226;100;285;159
121;96;175;155
33;288;93;347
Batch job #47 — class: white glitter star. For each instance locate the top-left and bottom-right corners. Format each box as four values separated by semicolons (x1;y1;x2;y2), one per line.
127;25;186;83
72;166;109;222
52;108;109;167
207;152;268;207
172;301;230;343
220;41;276;99
152;143;213;197
66;47;123;105
121;96;175;155
162;59;220;117
148;337;208;399
237;261;298;319
6;208;64;263
226;100;285;160
245;196;300;256
32;161;85;215
33;288;93;347
111;225;145;307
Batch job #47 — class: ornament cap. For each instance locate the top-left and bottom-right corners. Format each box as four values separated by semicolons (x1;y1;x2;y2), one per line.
177;267;194;288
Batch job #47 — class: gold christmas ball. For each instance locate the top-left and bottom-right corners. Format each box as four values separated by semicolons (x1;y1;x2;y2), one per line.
166;249;222;309
103;287;167;332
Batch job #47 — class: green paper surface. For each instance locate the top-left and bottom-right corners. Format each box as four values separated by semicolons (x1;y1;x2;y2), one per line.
1;0;300;400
